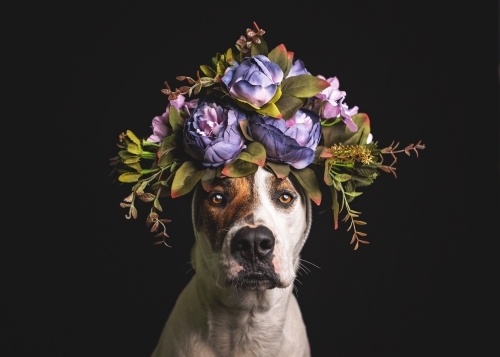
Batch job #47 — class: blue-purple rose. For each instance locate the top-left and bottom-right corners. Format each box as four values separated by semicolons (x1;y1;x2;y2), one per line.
221;55;284;108
184;98;246;167
247;108;321;169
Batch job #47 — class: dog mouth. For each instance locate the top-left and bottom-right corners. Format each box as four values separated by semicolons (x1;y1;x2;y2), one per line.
226;271;281;291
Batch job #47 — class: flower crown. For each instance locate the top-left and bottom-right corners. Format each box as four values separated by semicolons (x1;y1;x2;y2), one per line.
110;22;425;250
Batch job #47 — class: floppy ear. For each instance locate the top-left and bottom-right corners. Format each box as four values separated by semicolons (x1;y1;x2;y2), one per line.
191;183;203;240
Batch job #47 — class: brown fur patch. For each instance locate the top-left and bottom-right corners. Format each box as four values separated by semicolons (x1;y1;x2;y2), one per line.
193;175;257;251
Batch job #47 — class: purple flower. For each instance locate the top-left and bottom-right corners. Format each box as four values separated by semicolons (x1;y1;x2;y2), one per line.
339;100;359;132
286;59;310;78
247;108;321;169
221;55;284;108
315;76;345;118
315;76;358;132
183;98;246;167
147;95;198;143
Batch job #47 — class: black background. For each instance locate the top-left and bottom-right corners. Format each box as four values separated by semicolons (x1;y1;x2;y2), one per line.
3;1;498;356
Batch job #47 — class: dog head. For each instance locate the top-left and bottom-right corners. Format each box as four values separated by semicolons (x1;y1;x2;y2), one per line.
191;166;312;291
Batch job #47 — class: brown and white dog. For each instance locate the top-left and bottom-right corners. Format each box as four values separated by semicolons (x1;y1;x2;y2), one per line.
151;166;312;357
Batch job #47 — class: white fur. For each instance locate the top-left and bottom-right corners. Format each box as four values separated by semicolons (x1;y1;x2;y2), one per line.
151;167;312;357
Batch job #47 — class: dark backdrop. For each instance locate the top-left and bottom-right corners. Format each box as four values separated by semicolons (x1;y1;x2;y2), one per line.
3;2;498;356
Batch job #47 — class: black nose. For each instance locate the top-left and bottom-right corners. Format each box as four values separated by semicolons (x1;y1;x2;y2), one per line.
231;225;275;261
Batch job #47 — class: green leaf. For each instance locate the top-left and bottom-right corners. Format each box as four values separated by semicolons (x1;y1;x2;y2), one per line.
221;159;258;178
239;119;253;141
160;134;178;155
158;151;175;168
321;121;344;148
284;51;294;77
127;143;142;155
170;161;205;198
344;191;363;197
118;150;136;161
216;61;226;77
351;175;374;186
268;44;290;76
322;113;371;147
342;113;371;146
237;141;266;167
201;168;216;192
126;162;142;173
355;167;378;177
154;197;163;212
324;164;334;186
151;182;171;197
126;130;141;146
333;173;352;182
330;186;339;230
250;36;268;57
123;156;140;164
275;95;304;120
118;172;142;183
225;47;234;64
266;162;290;179
200;65;216;78
290;167;322;205
345;180;355;192
256;102;281;118
169;107;184;136
281;74;330;98
181;143;199;164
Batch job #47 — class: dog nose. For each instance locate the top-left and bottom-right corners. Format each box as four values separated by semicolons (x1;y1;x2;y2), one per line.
231;225;275;261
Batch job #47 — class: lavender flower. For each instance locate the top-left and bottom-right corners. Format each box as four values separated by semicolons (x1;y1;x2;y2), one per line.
147;95;198;143
314;76;358;132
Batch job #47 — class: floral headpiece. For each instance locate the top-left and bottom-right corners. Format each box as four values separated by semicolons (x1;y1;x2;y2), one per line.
110;22;425;250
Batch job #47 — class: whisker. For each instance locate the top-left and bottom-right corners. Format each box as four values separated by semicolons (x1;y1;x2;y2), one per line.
298;264;310;274
298;258;321;270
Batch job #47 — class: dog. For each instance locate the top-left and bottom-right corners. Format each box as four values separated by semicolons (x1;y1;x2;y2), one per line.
151;166;313;357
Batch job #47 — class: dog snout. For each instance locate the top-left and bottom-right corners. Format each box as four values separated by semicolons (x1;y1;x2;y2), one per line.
231;225;275;261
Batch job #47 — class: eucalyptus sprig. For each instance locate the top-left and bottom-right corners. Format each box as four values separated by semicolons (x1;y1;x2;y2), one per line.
378;140;426;177
319;139;425;248
110;129;186;244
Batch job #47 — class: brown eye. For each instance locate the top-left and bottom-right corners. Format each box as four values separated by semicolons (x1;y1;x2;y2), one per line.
279;193;293;204
210;193;224;205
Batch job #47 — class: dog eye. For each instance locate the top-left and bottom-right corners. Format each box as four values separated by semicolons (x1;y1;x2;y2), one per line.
210;193;224;205
278;193;293;204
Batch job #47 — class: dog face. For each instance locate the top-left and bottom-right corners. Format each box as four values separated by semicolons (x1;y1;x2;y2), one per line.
192;166;311;291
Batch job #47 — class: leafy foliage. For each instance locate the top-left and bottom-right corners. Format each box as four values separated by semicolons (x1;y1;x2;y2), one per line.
110;22;425;248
